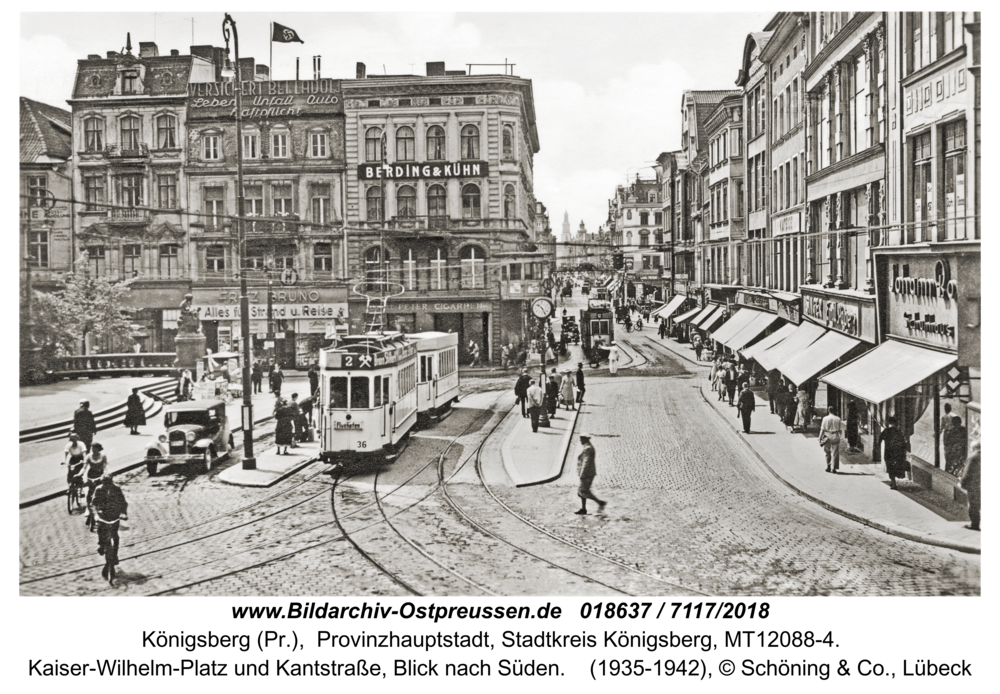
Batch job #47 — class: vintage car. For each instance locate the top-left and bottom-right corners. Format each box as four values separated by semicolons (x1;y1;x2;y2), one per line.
145;399;234;475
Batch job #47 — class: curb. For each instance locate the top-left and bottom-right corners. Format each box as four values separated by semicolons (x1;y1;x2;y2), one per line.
696;384;980;556
503;405;581;488
216;455;321;488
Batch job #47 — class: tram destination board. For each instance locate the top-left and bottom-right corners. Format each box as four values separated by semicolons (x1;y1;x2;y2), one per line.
323;344;417;370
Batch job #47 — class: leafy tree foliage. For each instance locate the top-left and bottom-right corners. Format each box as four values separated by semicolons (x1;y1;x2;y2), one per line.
30;273;136;357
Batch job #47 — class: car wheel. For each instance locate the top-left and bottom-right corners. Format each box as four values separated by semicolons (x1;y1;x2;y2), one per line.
203;446;215;474
146;460;158;475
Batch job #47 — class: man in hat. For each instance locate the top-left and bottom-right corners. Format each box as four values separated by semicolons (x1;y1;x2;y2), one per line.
575;362;586;405
514;369;531;418
575;434;606;515
525;379;544;432
73;400;97;451
91;473;128;585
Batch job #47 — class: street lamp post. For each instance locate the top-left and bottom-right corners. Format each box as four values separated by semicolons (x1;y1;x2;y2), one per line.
223;13;256;469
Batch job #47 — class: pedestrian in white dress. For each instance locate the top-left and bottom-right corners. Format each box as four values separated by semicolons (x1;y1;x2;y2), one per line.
608;342;620;375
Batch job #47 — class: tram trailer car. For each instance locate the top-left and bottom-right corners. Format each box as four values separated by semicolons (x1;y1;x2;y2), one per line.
317;332;418;466
407;331;460;421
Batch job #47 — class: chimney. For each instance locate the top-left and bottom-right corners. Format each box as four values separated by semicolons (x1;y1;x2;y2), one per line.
190;45;215;62
256;64;270;80
139;41;159;58
312;55;321;80
170;49;180;56
87;54;101;60
106;51;119;59
356;62;366;79
238;57;255;80
426;61;445;77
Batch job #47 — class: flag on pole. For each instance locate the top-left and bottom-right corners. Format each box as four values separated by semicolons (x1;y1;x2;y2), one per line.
272;22;304;43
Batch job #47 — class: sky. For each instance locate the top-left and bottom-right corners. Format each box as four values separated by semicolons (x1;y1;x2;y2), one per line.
20;10;771;233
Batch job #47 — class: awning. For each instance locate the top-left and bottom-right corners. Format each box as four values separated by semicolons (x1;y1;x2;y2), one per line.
820;340;957;404
702;306;728;332
722;310;782;351
709;308;757;345
779;330;863;386
689;304;717;328
753;320;826;372
651;294;686;320
740;323;797;361
674;306;703;324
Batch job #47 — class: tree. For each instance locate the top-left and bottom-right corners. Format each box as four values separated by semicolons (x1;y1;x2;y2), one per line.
30;273;137;357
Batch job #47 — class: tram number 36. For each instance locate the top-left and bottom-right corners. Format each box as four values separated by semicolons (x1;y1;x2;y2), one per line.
357;441;367;448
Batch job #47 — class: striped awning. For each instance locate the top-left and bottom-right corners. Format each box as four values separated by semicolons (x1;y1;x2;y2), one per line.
753;320;826;372
651;294;686;321
674;306;704;324
741;322;797;361
780;330;863;386
708;308;756;345
721;311;782;351
701;305;728;332
688;304;717;328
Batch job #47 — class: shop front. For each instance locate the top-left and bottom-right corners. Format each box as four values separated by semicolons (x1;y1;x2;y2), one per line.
193;285;348;369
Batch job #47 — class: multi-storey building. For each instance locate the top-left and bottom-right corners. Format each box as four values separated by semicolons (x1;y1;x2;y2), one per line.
701;94;744;286
184;56;348;367
340;62;540;364
69;38;214;354
20;97;73;374
608;175;663;302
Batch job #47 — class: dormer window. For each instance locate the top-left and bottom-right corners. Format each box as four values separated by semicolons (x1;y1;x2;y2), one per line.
122;70;139;94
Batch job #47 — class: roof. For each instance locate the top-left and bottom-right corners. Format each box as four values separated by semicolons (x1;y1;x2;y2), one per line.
20;97;72;163
166;399;226;411
683;90;741;149
736;31;775;87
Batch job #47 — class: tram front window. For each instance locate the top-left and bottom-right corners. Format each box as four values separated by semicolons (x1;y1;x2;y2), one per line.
329;377;348;408
351;376;370;409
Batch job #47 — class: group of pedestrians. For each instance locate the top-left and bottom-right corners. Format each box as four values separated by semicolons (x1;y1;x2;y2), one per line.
273;391;315;455
513;362;587;433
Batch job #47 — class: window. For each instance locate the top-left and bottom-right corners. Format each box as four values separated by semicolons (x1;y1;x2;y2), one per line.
502;124;515;159
313;242;333;272
350;376;370;409
120;243;141;277
243;132;260;159
397;185;416;218
156;114;176;149
84;174;105;212
159;244;180;278
86;245;105;276
366;186;383;221
639;212;649;225
206;245;225;273
462;184;481;218
654;212;663;225
365;127;382;162
430;247;447;290
793;158;799;206
731;128;742;156
427;184;447;218
461;125;479;159
157;173;177;209
819;89;830;168
503;184;516;218
310;132;328;158
271;131;288;158
204;186;224;228
273;183;293;217
244;185;263;231
402;248;417;290
784;162;791;211
273;243;295;270
117;173;143;208
121;70;139;94
311;184;331;225
460;245;486;289
120;115;140;150
639;231;649;247
852;54;868;153
396;126;415;161
910;13;924;73
27;175;47;207
28;230;48;268
943;120;967;240
426;125;445;160
84;117;104;152
912;132;932;238
203;134;220;160
791;79;799;128
328;377;348;408
364;246;386;290
244;243;266;270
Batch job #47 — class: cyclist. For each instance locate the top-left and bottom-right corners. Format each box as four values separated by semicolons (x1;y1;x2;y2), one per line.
91;474;128;585
63;431;88;485
636;317;643;331
80;442;108;529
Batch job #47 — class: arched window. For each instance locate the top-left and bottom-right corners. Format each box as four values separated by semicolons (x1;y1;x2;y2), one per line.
427;184;447;218
120;115;141;150
503;184;516;218
156;114;177;149
502;124;514;159
366;186;383;221
365;127;382;162
460;124;479;159
426;125;445;160
397;185;416;218
462;184;481;219
396;126;415;161
84;117;104;152
460;245;486;289
364;246;388;291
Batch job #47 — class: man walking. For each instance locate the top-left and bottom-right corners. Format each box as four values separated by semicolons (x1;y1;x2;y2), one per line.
73;400;97;451
545;373;560;418
658;319;667;339
501;343;511;369
736;383;756;434
575;362;586;405
514;369;531;417
766;369;781;414
526;379;544;432
725;363;738;406
574;434;606;515
469;341;481;368
251;360;263;394
819;405;845;473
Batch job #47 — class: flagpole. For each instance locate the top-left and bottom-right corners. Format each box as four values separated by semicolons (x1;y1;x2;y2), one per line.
269;23;273;79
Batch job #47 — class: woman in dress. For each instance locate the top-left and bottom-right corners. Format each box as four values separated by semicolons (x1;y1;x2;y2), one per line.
124;387;146;435
782;384;798;430
846;402;861;452
794;387;811;432
560;370;576;411
273;398;295;455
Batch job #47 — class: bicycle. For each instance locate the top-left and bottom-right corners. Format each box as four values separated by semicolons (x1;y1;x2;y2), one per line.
66;476;85;515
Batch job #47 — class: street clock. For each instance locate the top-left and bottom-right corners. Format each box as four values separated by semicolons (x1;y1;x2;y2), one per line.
531;297;554;318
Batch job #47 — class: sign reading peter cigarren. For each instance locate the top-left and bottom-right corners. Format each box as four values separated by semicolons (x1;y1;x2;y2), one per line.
188;79;342;119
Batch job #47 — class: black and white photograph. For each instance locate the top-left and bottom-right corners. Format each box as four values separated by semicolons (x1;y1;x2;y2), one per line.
16;6;986;686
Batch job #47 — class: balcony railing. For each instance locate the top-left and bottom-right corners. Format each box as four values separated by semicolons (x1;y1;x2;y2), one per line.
48;353;175;378
108;207;150;224
104;144;150;159
362;217;529;232
244;215;300;235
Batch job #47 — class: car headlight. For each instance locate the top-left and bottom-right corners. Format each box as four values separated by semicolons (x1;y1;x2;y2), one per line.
186;431;196;442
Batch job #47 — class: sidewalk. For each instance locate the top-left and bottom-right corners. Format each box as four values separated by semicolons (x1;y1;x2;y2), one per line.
217;439;322;487
652;334;980;554
501;402;581;487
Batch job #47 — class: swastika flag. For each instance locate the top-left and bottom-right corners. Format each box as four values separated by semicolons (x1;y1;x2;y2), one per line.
272;22;304;43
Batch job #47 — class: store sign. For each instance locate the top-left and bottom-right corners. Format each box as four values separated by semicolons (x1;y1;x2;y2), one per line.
803;294;861;337
737;291;777;313
886;257;959;347
357;161;488;180
773;212;801;236
388;301;492;314
776;301;801;325
188;79;343;119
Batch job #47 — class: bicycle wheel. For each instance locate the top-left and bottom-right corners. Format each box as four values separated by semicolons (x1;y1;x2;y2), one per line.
66;484;74;514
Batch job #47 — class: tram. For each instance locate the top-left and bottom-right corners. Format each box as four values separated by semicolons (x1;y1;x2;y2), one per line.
409;331;460;421
317;332;419;465
580;305;615;366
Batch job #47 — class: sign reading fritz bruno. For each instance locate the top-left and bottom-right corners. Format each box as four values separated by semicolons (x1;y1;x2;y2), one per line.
358;161;489;180
188;79;342;119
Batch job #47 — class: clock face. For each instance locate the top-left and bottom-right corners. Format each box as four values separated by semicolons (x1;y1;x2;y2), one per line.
532;298;552;318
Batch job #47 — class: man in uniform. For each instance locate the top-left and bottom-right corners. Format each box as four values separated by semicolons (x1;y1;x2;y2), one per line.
575;434;606;515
